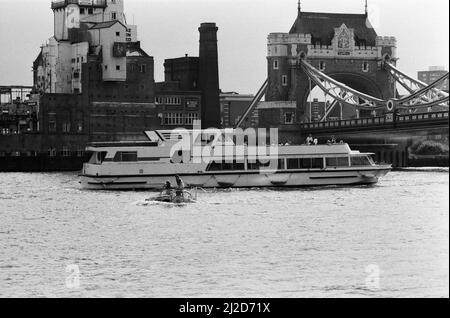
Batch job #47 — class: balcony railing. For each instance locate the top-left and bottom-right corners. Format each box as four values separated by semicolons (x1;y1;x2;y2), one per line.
300;111;449;130
51;0;107;9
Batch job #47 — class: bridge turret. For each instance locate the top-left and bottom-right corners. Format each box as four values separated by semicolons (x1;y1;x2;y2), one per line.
376;36;397;61
266;8;398;123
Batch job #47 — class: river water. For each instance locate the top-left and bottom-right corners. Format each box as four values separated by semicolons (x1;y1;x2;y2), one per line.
0;170;448;298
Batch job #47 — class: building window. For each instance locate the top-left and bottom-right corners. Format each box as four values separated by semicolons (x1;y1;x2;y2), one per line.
139;64;147;73
104;65;108;70
185;113;200;125
155;97;164;104
62;147;71;157
111;12;117;20
88;8;93;14
362;61;369;72
319;61;326;71
80;8;85;14
166;97;181;105
116;32;120;37
76;149;85;157
273;60;279;70
284;112;295;124
116;65;121;71
77;122;83;133
48;148;57;157
49;121;56;132
164;113;184;126
282;75;288;86
62;122;71;133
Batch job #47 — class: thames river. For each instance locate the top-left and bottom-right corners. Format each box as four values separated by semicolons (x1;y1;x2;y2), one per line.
0;170;448;298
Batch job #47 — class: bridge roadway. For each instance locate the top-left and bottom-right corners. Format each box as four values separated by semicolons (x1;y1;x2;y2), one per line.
300;111;449;135
296;111;449;168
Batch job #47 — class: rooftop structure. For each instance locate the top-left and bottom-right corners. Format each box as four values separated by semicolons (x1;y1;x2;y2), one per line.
35;0;138;94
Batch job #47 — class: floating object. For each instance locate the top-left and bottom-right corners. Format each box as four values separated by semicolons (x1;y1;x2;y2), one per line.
80;129;391;190
149;190;197;205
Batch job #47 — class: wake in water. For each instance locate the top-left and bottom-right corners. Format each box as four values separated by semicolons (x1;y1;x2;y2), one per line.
134;200;191;208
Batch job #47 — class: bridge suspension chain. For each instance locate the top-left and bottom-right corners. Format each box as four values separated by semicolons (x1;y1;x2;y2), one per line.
300;59;386;110
300;59;449;112
384;63;449;109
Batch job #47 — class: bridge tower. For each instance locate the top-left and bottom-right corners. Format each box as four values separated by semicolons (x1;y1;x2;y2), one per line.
266;6;398;122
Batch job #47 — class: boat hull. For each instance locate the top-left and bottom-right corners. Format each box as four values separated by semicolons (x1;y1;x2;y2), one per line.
80;167;391;190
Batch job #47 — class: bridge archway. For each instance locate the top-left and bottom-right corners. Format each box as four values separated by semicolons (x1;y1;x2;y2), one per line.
303;72;385;121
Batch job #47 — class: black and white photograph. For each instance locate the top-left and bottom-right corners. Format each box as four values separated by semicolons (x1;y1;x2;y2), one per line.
0;0;448;303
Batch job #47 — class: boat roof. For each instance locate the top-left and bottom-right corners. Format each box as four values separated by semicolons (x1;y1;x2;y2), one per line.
86;131;373;156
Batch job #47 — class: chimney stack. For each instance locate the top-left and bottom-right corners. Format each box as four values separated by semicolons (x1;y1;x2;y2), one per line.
198;23;221;129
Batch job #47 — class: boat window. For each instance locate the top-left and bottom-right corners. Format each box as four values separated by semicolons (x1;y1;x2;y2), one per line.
114;151;138;162
207;161;222;171
247;159;279;170
144;131;161;143
278;159;285;170
326;157;350;167
259;160;271;168
233;161;245;171
88;151;107;165
287;158;300;170
287;158;324;169
246;160;258;170
310;158;324;169
206;160;244;171
222;162;234;170
351;156;372;166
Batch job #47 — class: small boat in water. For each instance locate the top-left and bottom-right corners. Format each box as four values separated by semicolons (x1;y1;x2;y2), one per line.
80;129;391;190
150;190;197;205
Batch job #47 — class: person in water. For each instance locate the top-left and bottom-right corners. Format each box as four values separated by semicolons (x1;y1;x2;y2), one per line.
163;181;174;198
175;175;185;198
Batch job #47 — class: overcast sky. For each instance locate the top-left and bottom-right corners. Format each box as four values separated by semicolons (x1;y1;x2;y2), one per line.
0;0;448;94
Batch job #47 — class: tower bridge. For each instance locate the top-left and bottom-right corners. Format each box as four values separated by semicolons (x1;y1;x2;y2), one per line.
235;2;448;167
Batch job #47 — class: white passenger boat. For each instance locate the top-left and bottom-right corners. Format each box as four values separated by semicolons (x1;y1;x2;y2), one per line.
80;130;391;190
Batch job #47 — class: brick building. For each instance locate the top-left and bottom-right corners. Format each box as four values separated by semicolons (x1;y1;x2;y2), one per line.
0;0;221;171
220;92;255;128
418;66;449;92
155;55;202;128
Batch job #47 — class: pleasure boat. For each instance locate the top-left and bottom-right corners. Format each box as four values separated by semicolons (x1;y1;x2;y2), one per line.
80;130;391;190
